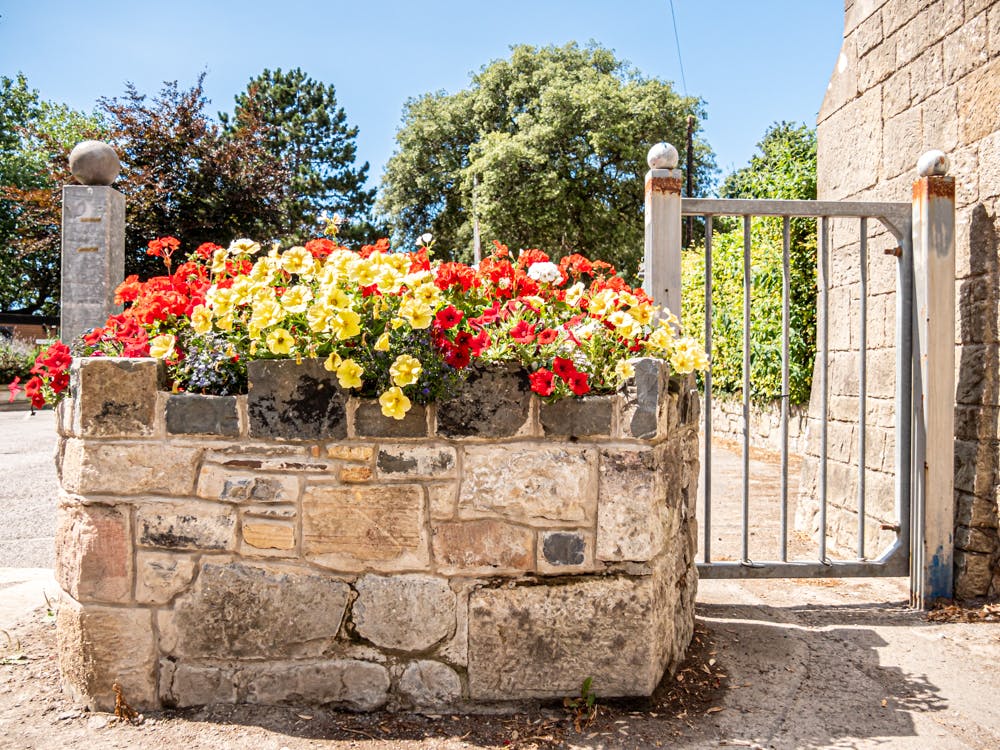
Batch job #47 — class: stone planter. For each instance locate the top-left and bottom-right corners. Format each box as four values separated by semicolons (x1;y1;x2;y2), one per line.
54;356;700;712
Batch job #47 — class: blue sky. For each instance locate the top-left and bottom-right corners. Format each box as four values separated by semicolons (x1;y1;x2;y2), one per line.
1;1;843;187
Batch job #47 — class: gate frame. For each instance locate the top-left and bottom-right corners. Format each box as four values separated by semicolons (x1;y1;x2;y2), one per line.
643;144;956;608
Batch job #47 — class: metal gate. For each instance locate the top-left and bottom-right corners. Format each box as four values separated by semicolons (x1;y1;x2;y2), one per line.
642;146;957;606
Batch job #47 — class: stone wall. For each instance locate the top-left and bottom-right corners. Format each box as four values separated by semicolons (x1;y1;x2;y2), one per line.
54;357;700;712
707;397;809;456
808;0;1000;593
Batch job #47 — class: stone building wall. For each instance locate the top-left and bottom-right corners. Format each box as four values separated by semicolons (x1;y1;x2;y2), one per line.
54;357;700;712
808;0;1000;596
707;397;809;457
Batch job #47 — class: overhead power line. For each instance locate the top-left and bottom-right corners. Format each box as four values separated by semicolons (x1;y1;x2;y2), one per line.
668;0;688;97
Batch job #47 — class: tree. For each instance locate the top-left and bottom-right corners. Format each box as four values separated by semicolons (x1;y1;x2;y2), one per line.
681;121;818;404
100;76;291;278
0;74;102;315
225;68;376;245
379;42;713;278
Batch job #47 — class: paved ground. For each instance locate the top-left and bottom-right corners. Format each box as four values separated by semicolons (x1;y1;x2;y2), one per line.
2;411;1000;748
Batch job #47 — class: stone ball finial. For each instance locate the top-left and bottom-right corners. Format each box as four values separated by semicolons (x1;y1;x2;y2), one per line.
917;149;949;177
647;142;679;170
69;140;121;186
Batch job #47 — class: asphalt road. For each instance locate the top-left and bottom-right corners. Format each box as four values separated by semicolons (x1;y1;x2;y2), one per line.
0;410;58;568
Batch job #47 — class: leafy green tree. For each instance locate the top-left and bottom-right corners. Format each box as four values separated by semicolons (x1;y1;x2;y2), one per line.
225;68;376;245
101;76;291;278
380;42;713;277
682;121;817;404
0;75;102;315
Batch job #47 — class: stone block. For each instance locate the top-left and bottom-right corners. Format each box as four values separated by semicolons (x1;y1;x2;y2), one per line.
196;466;300;504
247;358;347;440
955;549;993;598
136;501;236;551
355;400;427;438
858;37;897;92
161;662;236;707
339;465;373;482
436;363;531;438
428;483;459;519
57;598;157;711
597;448;665;562
855;11;884;56
539;530;590;572
943;11;988;83
352;574;455;652
459;445;596;524
881;107;923;180
990;2;1000;57
241;660;389;711
432;520;534;574
302;484;428;570
167;562;350;658
956;491;999;528
72;357;161;437
135;551;197;604
540;395;613;437
959;56;1000;143
376;445;457;480
165;393;239;436
327;444;374;462
55;504;131;603
894;10;928;66
61;439;200;496
619;358;668;439
399;661;462;708
467;576;669;700
818;37;858;124
955;525;998;554
817;85;882;198
242;519;296;551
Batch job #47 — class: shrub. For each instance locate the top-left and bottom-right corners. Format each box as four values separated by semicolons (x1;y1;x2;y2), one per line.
0;337;41;385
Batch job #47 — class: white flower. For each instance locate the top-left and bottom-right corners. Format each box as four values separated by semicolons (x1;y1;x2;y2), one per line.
419;232;433;246
526;261;561;284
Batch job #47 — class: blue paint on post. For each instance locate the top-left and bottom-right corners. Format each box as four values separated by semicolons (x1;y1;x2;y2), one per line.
927;545;954;600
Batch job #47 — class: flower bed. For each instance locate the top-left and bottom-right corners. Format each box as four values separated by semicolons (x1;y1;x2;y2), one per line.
54;354;700;712
48;233;704;712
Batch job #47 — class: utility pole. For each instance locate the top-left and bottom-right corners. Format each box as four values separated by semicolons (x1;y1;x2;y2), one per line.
685;114;695;248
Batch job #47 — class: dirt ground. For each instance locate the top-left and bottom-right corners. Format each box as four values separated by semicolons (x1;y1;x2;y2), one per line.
3;576;1000;750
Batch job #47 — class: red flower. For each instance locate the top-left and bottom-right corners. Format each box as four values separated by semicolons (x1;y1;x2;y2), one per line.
536;328;558;345
510;320;536;345
195;242;221;260
516;248;550;269
552;357;577;380
40;342;71;372
529;368;555;396
24;376;45;409
305;238;340;259
566;371;590;396
147;236;180;259
445;347;471;369
7;377;21;403
435;306;463;330
469;330;491;356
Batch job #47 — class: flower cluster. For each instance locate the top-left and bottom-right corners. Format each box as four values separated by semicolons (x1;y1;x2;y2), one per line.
9;340;71;410
26;236;707;419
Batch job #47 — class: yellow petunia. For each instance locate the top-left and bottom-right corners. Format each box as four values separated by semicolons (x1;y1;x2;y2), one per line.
211;248;228;275
389;354;422;387
323;352;342;372
331;309;362;340
190;305;213;334
614;360;636;382
399;298;433;329
149;334;176;359
266;328;295;355
281;246;313;275
374;332;390;351
280;285;313;314
336;358;364;389
379;386;412;420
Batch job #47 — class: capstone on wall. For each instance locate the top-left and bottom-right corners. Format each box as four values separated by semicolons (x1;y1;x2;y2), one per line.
806;0;1000;596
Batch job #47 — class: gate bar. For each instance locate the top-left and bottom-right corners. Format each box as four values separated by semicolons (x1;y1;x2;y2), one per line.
742;216;751;564
780;216;790;562
819;216;830;564
703;216;713;564
858;218;868;559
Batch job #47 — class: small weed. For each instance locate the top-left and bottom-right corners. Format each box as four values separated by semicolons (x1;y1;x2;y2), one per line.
113;681;141;724
563;676;598;731
0;629;27;666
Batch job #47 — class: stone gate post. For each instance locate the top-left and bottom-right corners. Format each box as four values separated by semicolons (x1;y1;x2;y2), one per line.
60;140;124;343
643;142;683;323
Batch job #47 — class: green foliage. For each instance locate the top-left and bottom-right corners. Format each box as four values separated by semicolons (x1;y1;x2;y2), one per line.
225;68;377;245
100;76;292;279
0;74;102;315
681;122;817;404
380;42;714;278
0;337;41;384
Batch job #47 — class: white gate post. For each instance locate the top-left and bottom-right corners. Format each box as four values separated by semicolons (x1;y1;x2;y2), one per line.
61;141;125;344
911;149;956;607
644;143;683;323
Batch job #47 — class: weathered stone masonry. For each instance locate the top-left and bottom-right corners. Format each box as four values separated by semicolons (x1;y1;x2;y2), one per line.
807;0;1000;595
54;357;700;711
